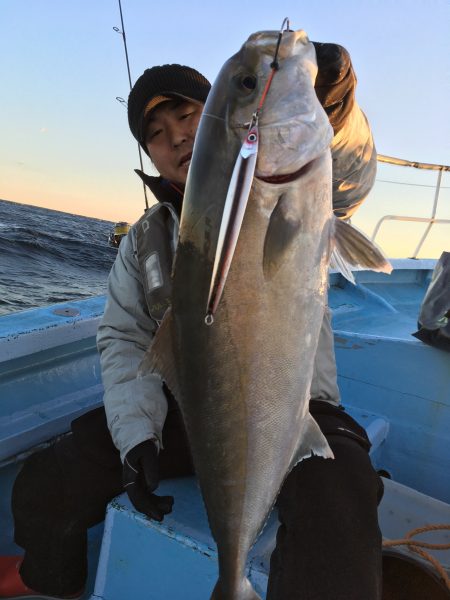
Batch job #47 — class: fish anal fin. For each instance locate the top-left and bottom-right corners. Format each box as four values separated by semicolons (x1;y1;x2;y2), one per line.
332;217;392;283
263;194;302;279
293;413;334;467
137;307;181;400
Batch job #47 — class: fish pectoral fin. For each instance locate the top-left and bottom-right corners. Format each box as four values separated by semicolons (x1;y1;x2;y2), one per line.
331;217;392;284
137;307;181;400
263;194;303;279
292;413;334;467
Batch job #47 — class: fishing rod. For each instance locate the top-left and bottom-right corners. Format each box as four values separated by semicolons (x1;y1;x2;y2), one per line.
114;0;149;211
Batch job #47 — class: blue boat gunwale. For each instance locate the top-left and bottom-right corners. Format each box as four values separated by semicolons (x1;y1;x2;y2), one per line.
0;257;437;350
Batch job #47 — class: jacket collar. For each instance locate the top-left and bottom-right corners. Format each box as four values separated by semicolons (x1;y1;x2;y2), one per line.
135;169;183;217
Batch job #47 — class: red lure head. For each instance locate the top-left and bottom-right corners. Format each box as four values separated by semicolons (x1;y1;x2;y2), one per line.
240;125;259;159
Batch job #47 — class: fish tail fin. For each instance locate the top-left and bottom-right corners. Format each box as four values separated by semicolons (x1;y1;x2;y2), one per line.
331;216;392;284
210;577;261;600
293;412;335;466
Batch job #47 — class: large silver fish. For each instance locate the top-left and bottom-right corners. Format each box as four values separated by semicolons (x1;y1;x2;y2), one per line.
141;28;390;600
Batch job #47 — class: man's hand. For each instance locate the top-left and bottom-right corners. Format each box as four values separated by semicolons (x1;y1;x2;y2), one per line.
312;42;356;135
123;440;174;521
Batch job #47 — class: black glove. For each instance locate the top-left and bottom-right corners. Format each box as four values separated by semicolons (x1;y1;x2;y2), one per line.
123;439;174;521
312;42;356;135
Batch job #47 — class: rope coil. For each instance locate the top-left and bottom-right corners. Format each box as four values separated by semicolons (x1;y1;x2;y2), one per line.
382;524;450;590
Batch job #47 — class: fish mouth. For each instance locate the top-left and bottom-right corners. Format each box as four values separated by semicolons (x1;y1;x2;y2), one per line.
179;151;192;168
255;159;314;184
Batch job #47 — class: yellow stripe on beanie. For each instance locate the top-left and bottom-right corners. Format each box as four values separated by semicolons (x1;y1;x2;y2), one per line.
143;95;172;117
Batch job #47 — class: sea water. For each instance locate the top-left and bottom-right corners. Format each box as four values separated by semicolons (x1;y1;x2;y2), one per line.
0;199;117;316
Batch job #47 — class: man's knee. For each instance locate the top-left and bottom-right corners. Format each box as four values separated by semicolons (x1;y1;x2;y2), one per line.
278;435;383;521
327;435;384;508
12;442;68;524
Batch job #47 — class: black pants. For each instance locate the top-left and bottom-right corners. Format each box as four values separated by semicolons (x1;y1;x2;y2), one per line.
12;402;383;599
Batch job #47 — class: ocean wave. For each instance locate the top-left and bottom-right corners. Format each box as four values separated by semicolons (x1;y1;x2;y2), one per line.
0;199;118;315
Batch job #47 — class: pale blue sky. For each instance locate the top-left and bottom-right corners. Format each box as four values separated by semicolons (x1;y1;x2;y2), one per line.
1;0;449;256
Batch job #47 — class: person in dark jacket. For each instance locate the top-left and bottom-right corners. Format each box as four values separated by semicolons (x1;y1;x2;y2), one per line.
0;42;383;600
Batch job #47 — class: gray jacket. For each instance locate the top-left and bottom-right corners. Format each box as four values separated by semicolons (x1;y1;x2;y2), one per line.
97;100;376;461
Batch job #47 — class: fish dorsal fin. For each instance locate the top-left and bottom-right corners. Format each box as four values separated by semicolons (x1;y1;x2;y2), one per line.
137;307;181;401
292;412;334;469
331;217;392;283
263;194;303;279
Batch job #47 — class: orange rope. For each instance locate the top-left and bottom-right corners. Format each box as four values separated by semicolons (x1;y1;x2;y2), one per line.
382;524;450;590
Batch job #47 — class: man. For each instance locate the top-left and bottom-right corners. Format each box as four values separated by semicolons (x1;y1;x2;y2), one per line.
0;44;382;600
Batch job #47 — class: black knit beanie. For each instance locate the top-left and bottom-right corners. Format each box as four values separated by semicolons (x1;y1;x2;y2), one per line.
128;64;211;154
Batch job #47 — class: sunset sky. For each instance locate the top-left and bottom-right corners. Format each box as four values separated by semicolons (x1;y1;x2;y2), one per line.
1;0;449;257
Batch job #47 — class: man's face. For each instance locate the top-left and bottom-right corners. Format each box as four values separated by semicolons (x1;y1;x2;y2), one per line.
144;99;203;187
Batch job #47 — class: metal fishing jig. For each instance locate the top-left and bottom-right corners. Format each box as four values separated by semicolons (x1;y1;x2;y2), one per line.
205;18;291;325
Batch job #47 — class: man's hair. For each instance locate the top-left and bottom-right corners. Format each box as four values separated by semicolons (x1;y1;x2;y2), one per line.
128;64;211;154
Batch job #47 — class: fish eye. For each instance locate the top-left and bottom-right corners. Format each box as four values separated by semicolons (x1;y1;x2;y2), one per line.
232;73;258;96
241;75;257;90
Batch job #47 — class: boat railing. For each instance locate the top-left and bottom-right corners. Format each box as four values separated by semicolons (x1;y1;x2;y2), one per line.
371;155;450;258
